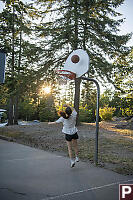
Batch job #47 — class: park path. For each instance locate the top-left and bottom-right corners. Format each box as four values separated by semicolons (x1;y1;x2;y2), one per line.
0;139;133;200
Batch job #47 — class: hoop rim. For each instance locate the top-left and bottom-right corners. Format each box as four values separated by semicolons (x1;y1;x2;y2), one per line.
56;69;76;80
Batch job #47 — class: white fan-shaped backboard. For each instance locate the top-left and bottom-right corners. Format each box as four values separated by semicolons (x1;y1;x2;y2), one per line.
63;49;89;78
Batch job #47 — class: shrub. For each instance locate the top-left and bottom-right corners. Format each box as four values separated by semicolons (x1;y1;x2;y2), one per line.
1;112;7;122
19;101;37;121
79;107;95;123
39;107;57;122
121;107;133;117
99;107;116;121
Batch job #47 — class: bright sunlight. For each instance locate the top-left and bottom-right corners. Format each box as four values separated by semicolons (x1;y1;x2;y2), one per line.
42;86;51;94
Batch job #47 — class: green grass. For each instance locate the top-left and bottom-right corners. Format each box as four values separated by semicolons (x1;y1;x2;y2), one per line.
77;135;133;175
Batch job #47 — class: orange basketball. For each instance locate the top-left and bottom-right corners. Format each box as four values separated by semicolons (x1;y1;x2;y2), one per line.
71;55;80;63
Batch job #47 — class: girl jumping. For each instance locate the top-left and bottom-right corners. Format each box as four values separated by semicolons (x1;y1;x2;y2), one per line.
49;105;79;168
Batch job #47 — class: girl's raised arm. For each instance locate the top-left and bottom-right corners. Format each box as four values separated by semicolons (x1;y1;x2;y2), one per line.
48;122;56;125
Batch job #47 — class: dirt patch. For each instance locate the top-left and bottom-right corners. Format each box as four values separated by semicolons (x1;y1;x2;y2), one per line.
0;120;133;175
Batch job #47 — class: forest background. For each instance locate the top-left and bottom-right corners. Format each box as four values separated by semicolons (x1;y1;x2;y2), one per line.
0;0;133;125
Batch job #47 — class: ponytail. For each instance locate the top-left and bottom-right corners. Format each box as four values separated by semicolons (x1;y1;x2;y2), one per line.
58;111;70;119
58;106;72;119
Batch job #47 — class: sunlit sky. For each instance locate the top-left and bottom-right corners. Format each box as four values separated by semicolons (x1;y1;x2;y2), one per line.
0;0;133;45
0;0;132;93
116;0;133;46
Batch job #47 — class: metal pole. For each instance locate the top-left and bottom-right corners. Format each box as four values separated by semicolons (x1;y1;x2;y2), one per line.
81;77;100;166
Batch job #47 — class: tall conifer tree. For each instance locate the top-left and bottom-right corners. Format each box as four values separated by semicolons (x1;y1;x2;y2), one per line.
0;0;42;124
36;0;132;123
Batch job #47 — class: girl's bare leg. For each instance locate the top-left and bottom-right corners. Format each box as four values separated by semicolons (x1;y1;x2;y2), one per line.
66;141;73;159
72;139;78;157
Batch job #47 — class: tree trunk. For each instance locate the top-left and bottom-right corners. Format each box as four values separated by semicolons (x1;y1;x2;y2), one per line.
8;96;14;125
14;24;22;125
73;0;81;125
8;1;15;125
14;96;18;125
74;78;81;125
12;9;23;125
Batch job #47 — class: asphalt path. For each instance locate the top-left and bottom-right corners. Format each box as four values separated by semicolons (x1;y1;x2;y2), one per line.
0;139;133;200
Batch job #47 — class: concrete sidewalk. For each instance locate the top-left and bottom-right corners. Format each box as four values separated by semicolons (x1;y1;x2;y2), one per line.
0;139;133;200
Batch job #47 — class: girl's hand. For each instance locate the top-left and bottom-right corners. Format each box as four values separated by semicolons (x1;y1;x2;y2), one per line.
48;122;56;125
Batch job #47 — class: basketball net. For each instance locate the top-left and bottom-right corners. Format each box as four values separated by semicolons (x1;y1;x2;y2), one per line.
57;75;69;86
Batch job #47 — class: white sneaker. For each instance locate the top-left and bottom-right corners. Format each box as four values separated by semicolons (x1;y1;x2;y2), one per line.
75;156;79;162
70;160;75;168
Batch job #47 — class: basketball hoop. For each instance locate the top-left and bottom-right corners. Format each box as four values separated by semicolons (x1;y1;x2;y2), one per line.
55;49;100;165
57;76;68;85
56;70;76;80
